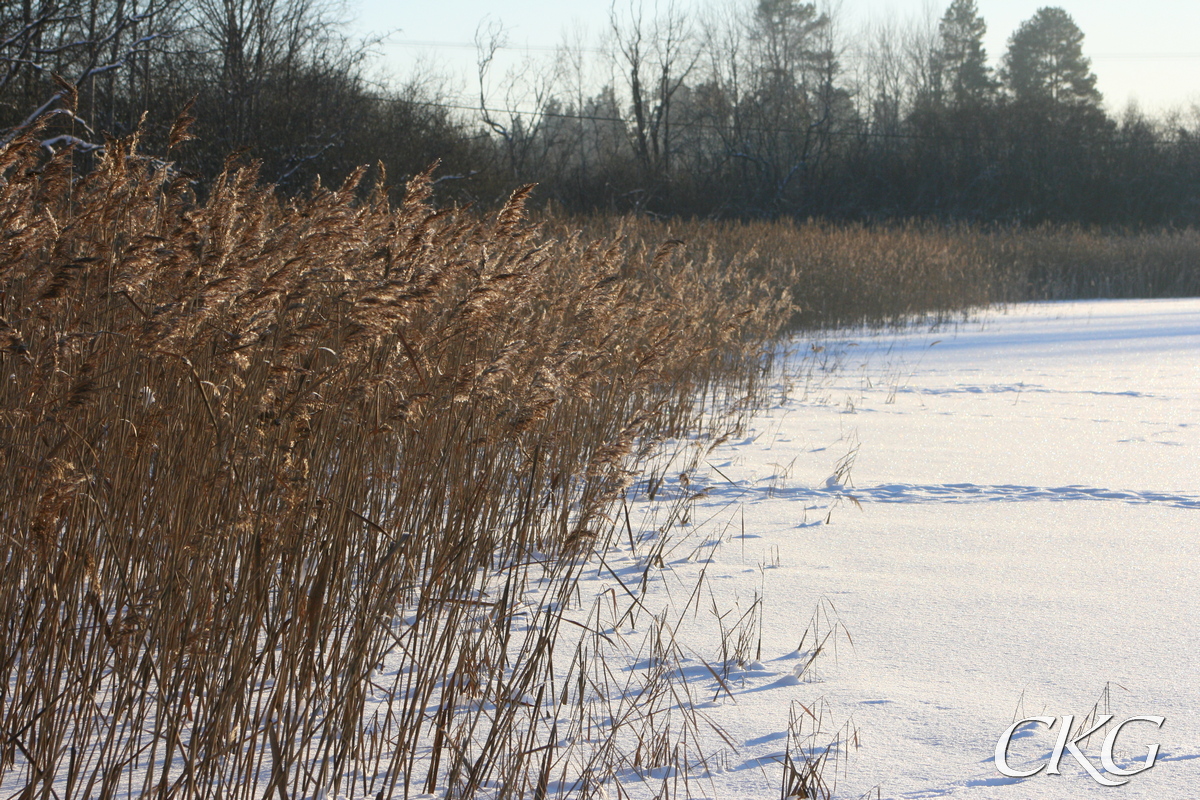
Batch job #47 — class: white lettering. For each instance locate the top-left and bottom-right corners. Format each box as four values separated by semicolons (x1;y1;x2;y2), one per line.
1047;715;1123;786
1101;716;1165;778
995;716;1056;778
996;714;1166;787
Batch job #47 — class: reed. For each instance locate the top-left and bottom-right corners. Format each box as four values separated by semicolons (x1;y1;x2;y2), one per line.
0;124;790;798
557;215;1200;330
6;117;1195;797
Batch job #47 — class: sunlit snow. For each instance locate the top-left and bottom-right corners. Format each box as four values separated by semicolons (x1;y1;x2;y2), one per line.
585;298;1200;799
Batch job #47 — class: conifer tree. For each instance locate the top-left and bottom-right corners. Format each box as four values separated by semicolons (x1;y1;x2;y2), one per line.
935;0;995;108
1003;6;1101;108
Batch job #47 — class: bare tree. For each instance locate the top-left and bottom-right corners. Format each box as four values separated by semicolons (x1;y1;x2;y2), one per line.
861;16;906;137
732;0;847;211
475;19;564;185
1;0;181;147
174;0;375;185
608;0;699;188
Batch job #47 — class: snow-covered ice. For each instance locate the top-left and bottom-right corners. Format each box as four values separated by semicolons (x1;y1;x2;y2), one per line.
592;298;1200;799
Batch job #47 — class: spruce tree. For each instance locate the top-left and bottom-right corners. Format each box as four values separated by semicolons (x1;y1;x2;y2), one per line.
935;0;995;108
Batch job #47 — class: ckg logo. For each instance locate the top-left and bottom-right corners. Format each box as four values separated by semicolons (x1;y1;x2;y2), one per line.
995;715;1165;786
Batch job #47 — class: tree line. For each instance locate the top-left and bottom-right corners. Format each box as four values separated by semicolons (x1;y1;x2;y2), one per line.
0;0;482;193
4;0;1199;225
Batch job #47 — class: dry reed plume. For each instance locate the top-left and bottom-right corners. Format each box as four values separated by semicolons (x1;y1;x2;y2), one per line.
0;120;792;799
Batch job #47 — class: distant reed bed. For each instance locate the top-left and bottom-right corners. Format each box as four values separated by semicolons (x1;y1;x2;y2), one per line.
0;124;791;798
565;215;1200;329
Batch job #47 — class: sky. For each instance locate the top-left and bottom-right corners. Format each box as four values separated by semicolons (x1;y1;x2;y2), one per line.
349;1;1200;117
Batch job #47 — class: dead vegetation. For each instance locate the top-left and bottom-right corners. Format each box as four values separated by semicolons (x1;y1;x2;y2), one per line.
560;215;1200;330
0;121;790;798
4;115;1198;798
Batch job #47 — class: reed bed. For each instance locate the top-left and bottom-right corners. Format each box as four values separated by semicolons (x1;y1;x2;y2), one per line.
6;113;1196;798
987;224;1200;301
0;122;792;799
562;216;1200;330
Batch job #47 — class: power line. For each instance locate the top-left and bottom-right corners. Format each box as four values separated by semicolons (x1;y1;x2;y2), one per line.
385;39;603;55
408;98;1198;148
387;38;1200;61
1091;52;1200;60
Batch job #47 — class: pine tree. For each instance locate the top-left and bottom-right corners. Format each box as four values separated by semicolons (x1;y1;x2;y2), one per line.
1002;6;1101;108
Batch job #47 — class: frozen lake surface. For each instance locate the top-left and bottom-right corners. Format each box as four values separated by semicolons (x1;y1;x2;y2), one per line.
593;298;1200;799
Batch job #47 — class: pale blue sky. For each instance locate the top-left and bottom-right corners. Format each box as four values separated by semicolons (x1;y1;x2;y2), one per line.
349;1;1200;116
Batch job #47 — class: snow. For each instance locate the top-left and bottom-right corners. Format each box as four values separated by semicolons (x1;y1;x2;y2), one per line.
584;298;1200;798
